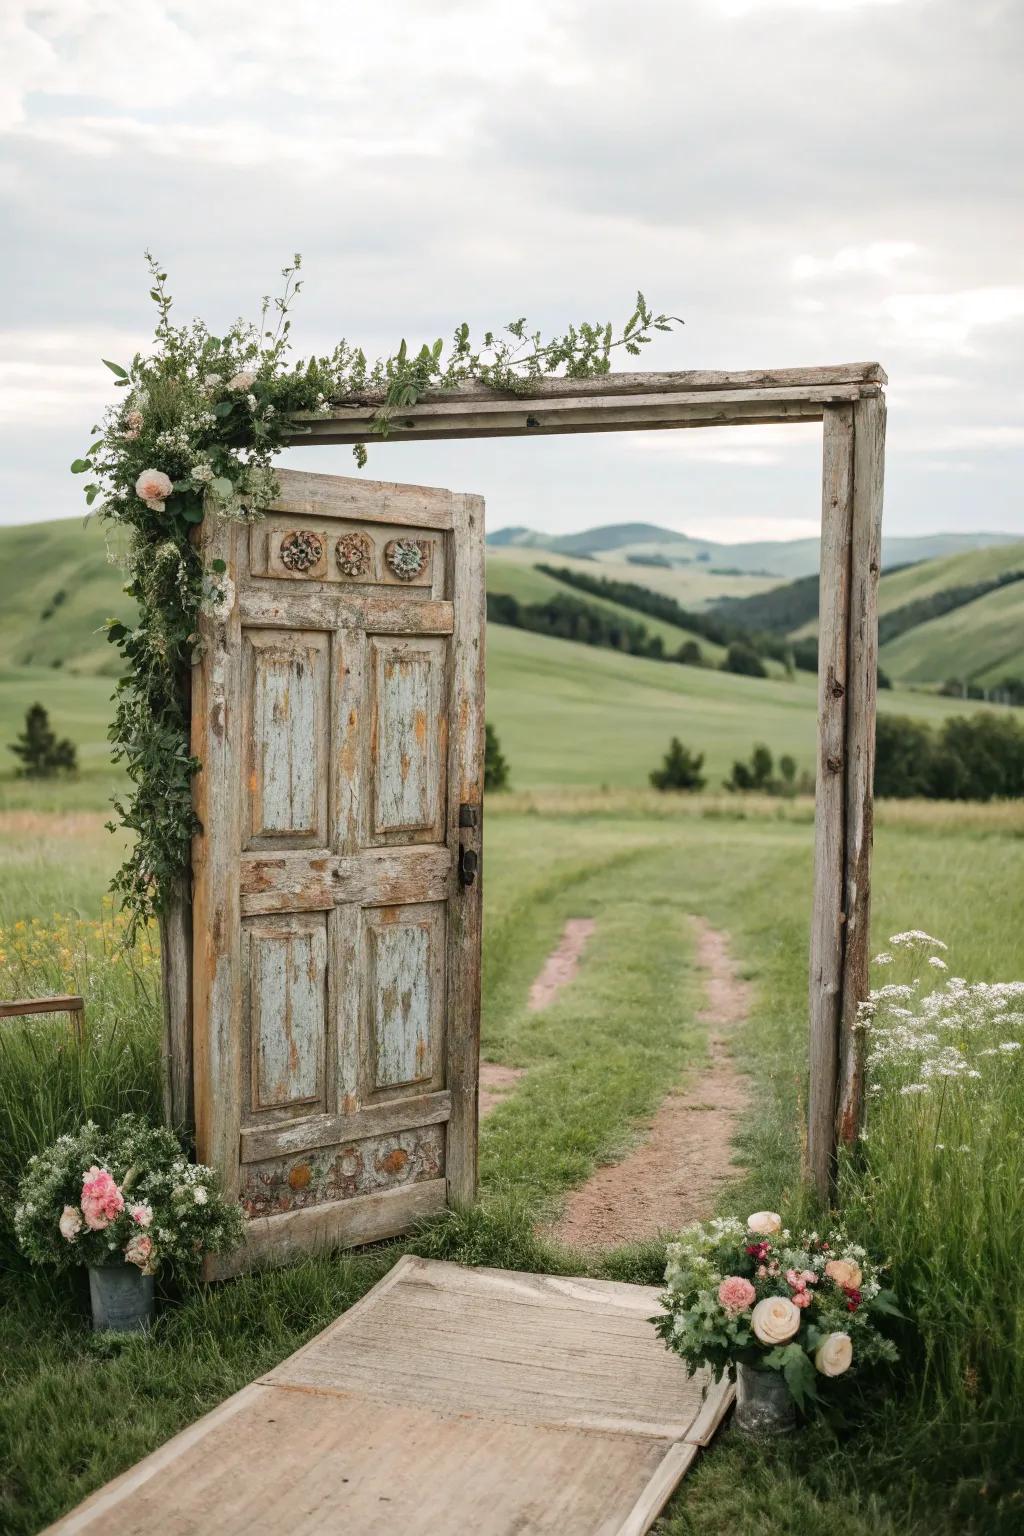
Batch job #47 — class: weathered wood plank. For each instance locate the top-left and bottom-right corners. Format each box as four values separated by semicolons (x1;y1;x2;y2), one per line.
191;517;244;1203
444;492;486;1207
369;638;446;840
239;844;451;915
238;1089;452;1162
209;1179;448;1277
45;1257;731;1535
268;467;455;527
287;392;865;446
0;994;85;1019
242;630;329;849
158;875;193;1133
239;587;454;636
808;404;855;1200
245;914;326;1112
837;393;886;1150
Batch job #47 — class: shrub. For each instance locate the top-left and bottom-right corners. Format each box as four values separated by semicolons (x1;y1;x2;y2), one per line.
675;639;704;667
874;710;1024;801
484;722;509;791
721;641;767;678
725;744;813;796
874;714;935;799
650;738;705;792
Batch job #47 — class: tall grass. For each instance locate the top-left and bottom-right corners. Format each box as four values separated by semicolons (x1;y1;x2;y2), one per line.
839;938;1024;1495
0;906;162;1267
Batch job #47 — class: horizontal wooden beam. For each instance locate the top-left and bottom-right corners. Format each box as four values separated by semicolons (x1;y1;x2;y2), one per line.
0;994;84;1019
239;589;454;637
283;379;885;448
280;366;886;448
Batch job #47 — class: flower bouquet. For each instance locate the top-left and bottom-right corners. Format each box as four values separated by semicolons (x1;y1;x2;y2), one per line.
653;1211;900;1434
15;1115;244;1332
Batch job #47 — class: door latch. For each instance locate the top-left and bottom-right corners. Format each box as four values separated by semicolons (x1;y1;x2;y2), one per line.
458;845;479;887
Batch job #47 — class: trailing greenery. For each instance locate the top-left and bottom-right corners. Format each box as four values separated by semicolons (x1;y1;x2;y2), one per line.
76;256;677;935
875;711;1024;800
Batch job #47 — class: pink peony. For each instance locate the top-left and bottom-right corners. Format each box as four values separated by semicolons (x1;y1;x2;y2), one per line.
125;1233;154;1271
134;468;172;510
129;1202;153;1228
718;1276;757;1314
80;1166;124;1231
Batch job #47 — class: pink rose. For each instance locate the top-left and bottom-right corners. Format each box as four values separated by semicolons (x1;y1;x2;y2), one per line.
122;409;143;440
793;1289;813;1308
129;1203;153;1228
125;1233;154;1271
80;1166;124;1231
134;468;172;510
718;1276;757;1314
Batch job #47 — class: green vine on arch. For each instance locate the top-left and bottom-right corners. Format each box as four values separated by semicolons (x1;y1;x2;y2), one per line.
75;255;680;939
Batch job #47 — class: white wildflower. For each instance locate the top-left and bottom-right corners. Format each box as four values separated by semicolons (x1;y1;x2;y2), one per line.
928;957;948;971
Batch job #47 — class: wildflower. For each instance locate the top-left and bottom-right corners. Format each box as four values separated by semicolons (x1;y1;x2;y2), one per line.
873;952;894;966
202;372;223;389
193;1186;208;1205
999;1041;1021;1053
928;956;948;970
900;1083;929;1095
889;931;948;951
190;463;214;485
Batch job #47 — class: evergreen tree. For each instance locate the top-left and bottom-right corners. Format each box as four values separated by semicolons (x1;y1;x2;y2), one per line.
650;737;705;792
9;703;78;779
483;722;509;791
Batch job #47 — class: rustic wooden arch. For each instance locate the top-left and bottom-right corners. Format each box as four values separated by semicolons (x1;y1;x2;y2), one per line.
163;363;886;1219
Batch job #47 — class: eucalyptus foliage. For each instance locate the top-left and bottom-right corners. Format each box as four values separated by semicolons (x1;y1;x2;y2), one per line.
76;256;679;935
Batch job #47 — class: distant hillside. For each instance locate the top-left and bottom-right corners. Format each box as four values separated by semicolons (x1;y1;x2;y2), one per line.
0;518;132;677
486;520;1019;579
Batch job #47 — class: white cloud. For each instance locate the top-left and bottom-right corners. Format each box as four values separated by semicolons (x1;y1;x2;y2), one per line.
792;242;920;282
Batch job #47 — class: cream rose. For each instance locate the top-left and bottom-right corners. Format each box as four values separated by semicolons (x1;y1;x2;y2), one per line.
227;370;256;391
815;1331;853;1377
751;1295;801;1345
825;1258;863;1290
59;1205;83;1242
747;1211;782;1236
134;469;172;510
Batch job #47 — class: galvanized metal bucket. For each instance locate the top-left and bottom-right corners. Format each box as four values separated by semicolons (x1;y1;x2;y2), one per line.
88;1264;155;1333
734;1363;796;1436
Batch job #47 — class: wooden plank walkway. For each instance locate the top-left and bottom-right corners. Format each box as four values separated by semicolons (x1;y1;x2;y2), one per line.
46;1256;733;1536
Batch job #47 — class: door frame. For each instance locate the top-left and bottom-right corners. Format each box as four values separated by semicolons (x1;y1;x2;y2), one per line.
161;363;886;1206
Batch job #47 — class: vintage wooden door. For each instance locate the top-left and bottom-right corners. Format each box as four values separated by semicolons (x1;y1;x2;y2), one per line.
191;468;485;1272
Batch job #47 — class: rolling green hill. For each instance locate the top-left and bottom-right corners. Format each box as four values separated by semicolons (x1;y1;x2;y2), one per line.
0;518;131;677
879;580;1024;689
486;544;776;611
486;520;1020;580
2;516;1021;802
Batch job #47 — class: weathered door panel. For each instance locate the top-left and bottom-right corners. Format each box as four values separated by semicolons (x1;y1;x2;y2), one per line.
192;469;484;1273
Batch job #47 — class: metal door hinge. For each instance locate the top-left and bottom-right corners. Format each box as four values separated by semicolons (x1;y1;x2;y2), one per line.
458;846;479;887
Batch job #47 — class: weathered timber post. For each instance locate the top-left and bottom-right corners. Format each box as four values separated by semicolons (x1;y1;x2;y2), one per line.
808;393;886;1199
159;874;194;1136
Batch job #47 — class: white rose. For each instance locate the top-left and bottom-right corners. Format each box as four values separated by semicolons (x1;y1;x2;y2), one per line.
747;1211;782;1236
227;370;256;391
751;1295;801;1345
815;1332;853;1377
193;1186;208;1204
59;1205;83;1242
134;468;172;510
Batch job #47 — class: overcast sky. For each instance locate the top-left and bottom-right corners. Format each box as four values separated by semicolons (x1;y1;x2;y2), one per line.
2;0;1022;543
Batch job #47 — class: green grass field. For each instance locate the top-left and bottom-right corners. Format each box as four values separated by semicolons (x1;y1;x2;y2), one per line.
487;543;778;609
2;797;1023;1534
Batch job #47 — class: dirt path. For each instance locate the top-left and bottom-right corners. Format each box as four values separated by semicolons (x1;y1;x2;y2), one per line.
479;917;596;1120
546;917;752;1249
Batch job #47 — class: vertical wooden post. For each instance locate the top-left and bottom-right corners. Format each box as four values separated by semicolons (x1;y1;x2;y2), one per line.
159;873;194;1137
190;518;244;1200
808;405;854;1200
444;492;486;1206
836;393;886;1149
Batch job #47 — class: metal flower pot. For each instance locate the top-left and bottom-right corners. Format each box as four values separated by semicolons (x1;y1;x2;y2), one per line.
734;1362;796;1435
88;1264;155;1333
